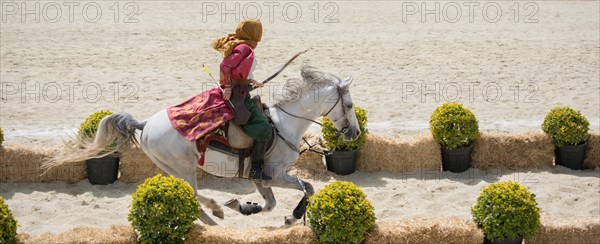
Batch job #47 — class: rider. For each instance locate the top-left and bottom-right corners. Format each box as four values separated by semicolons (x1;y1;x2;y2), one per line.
212;19;273;181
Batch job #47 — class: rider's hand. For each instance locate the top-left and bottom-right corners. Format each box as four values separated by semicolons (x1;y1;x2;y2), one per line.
252;80;264;88
223;87;232;100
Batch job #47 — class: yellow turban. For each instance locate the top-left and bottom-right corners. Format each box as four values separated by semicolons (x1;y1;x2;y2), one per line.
212;19;263;57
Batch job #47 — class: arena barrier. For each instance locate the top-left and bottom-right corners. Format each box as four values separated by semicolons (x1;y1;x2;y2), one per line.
1;132;598;183
14;216;599;243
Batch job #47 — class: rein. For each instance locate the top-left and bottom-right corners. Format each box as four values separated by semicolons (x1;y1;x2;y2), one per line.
273;86;350;156
252;48;351;156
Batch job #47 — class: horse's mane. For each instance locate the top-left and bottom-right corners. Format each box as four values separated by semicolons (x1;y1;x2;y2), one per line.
276;66;339;105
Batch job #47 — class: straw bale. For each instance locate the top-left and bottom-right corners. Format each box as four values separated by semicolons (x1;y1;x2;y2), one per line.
0;145;85;183
16;225;136;244
365;217;483;244
583;134;600;169
527;216;600;244
291;151;328;180
3;132;598;183
472;132;554;170
185;224;316;244
119;147;166;183
358;134;441;173
14;217;600;243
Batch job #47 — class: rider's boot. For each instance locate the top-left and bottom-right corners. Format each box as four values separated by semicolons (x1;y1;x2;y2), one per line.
249;141;272;180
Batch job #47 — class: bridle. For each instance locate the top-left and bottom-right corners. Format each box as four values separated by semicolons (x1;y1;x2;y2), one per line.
273;85;351;154
251;49;353;154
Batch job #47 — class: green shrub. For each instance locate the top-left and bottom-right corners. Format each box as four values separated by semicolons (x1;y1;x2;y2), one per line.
128;174;200;243
78;110;113;141
542;106;589;147
430;102;480;150
0;196;18;243
321;105;368;151
0;128;4;146
307;181;375;244
472;181;540;241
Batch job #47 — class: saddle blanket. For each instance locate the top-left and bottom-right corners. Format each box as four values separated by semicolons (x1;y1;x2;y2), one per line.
167;88;234;141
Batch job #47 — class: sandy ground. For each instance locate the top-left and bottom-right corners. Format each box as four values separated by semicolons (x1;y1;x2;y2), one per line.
1;0;599;237
2;167;598;236
1;1;599;145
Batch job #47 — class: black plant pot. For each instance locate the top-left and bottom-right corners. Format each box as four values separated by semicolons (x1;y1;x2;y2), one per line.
484;237;523;244
325;149;358;175
441;145;473;173
86;155;120;185
555;142;587;170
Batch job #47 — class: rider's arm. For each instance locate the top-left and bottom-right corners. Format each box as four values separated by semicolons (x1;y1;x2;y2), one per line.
219;44;252;87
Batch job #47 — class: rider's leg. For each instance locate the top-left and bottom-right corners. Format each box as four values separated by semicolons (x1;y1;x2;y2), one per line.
242;97;273;180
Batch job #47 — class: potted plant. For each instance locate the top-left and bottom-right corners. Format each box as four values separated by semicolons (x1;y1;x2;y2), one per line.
542;106;590;170
128;175;200;242
79;110;120;185
0;127;4;147
1;196;18;243
429;102;480;173
307;181;376;243
472;181;541;244
321;105;368;175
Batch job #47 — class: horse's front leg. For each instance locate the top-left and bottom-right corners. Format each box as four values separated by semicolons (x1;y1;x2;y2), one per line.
224;181;277;215
271;174;315;225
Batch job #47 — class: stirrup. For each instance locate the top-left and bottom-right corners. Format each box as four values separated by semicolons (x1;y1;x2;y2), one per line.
250;165;272;180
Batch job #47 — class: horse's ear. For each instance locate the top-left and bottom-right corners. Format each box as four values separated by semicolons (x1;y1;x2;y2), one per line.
340;76;353;90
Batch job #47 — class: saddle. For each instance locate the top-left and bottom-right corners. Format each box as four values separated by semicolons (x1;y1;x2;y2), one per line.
196;95;274;178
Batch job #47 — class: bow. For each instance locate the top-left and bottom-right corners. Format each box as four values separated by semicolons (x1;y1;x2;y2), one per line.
259;48;311;86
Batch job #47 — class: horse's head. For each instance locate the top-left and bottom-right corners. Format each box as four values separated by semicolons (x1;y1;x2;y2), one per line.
322;75;361;142
301;66;360;141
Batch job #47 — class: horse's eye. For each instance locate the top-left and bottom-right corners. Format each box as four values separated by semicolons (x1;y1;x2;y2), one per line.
346;104;353;109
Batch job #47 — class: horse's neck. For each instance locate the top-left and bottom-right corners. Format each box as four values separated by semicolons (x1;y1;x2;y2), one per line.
272;94;325;146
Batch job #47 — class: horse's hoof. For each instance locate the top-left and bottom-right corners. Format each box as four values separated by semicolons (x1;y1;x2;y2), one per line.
213;209;225;219
225;199;240;212
284;215;297;226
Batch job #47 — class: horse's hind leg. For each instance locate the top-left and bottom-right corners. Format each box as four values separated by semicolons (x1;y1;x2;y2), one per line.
172;160;224;221
196;193;224;219
171;163;223;224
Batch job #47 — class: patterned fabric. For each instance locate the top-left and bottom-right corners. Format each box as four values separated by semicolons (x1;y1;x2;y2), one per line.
195;133;230;166
167;88;233;141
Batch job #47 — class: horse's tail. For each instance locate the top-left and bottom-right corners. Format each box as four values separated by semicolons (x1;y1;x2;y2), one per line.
42;112;146;171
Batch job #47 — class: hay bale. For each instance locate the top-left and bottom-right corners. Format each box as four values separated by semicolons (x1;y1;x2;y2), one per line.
185;224;316;244
16;225;136;244
365;218;483;244
472;133;554;170
358;134;441;173
119;147;166;183
527;217;600;244
0;145;85;183
14;218;600;243
291;151;328;180
292;133;441;175
584;134;600;169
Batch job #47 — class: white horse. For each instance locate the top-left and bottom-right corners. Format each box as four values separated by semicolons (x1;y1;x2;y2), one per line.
45;66;361;226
